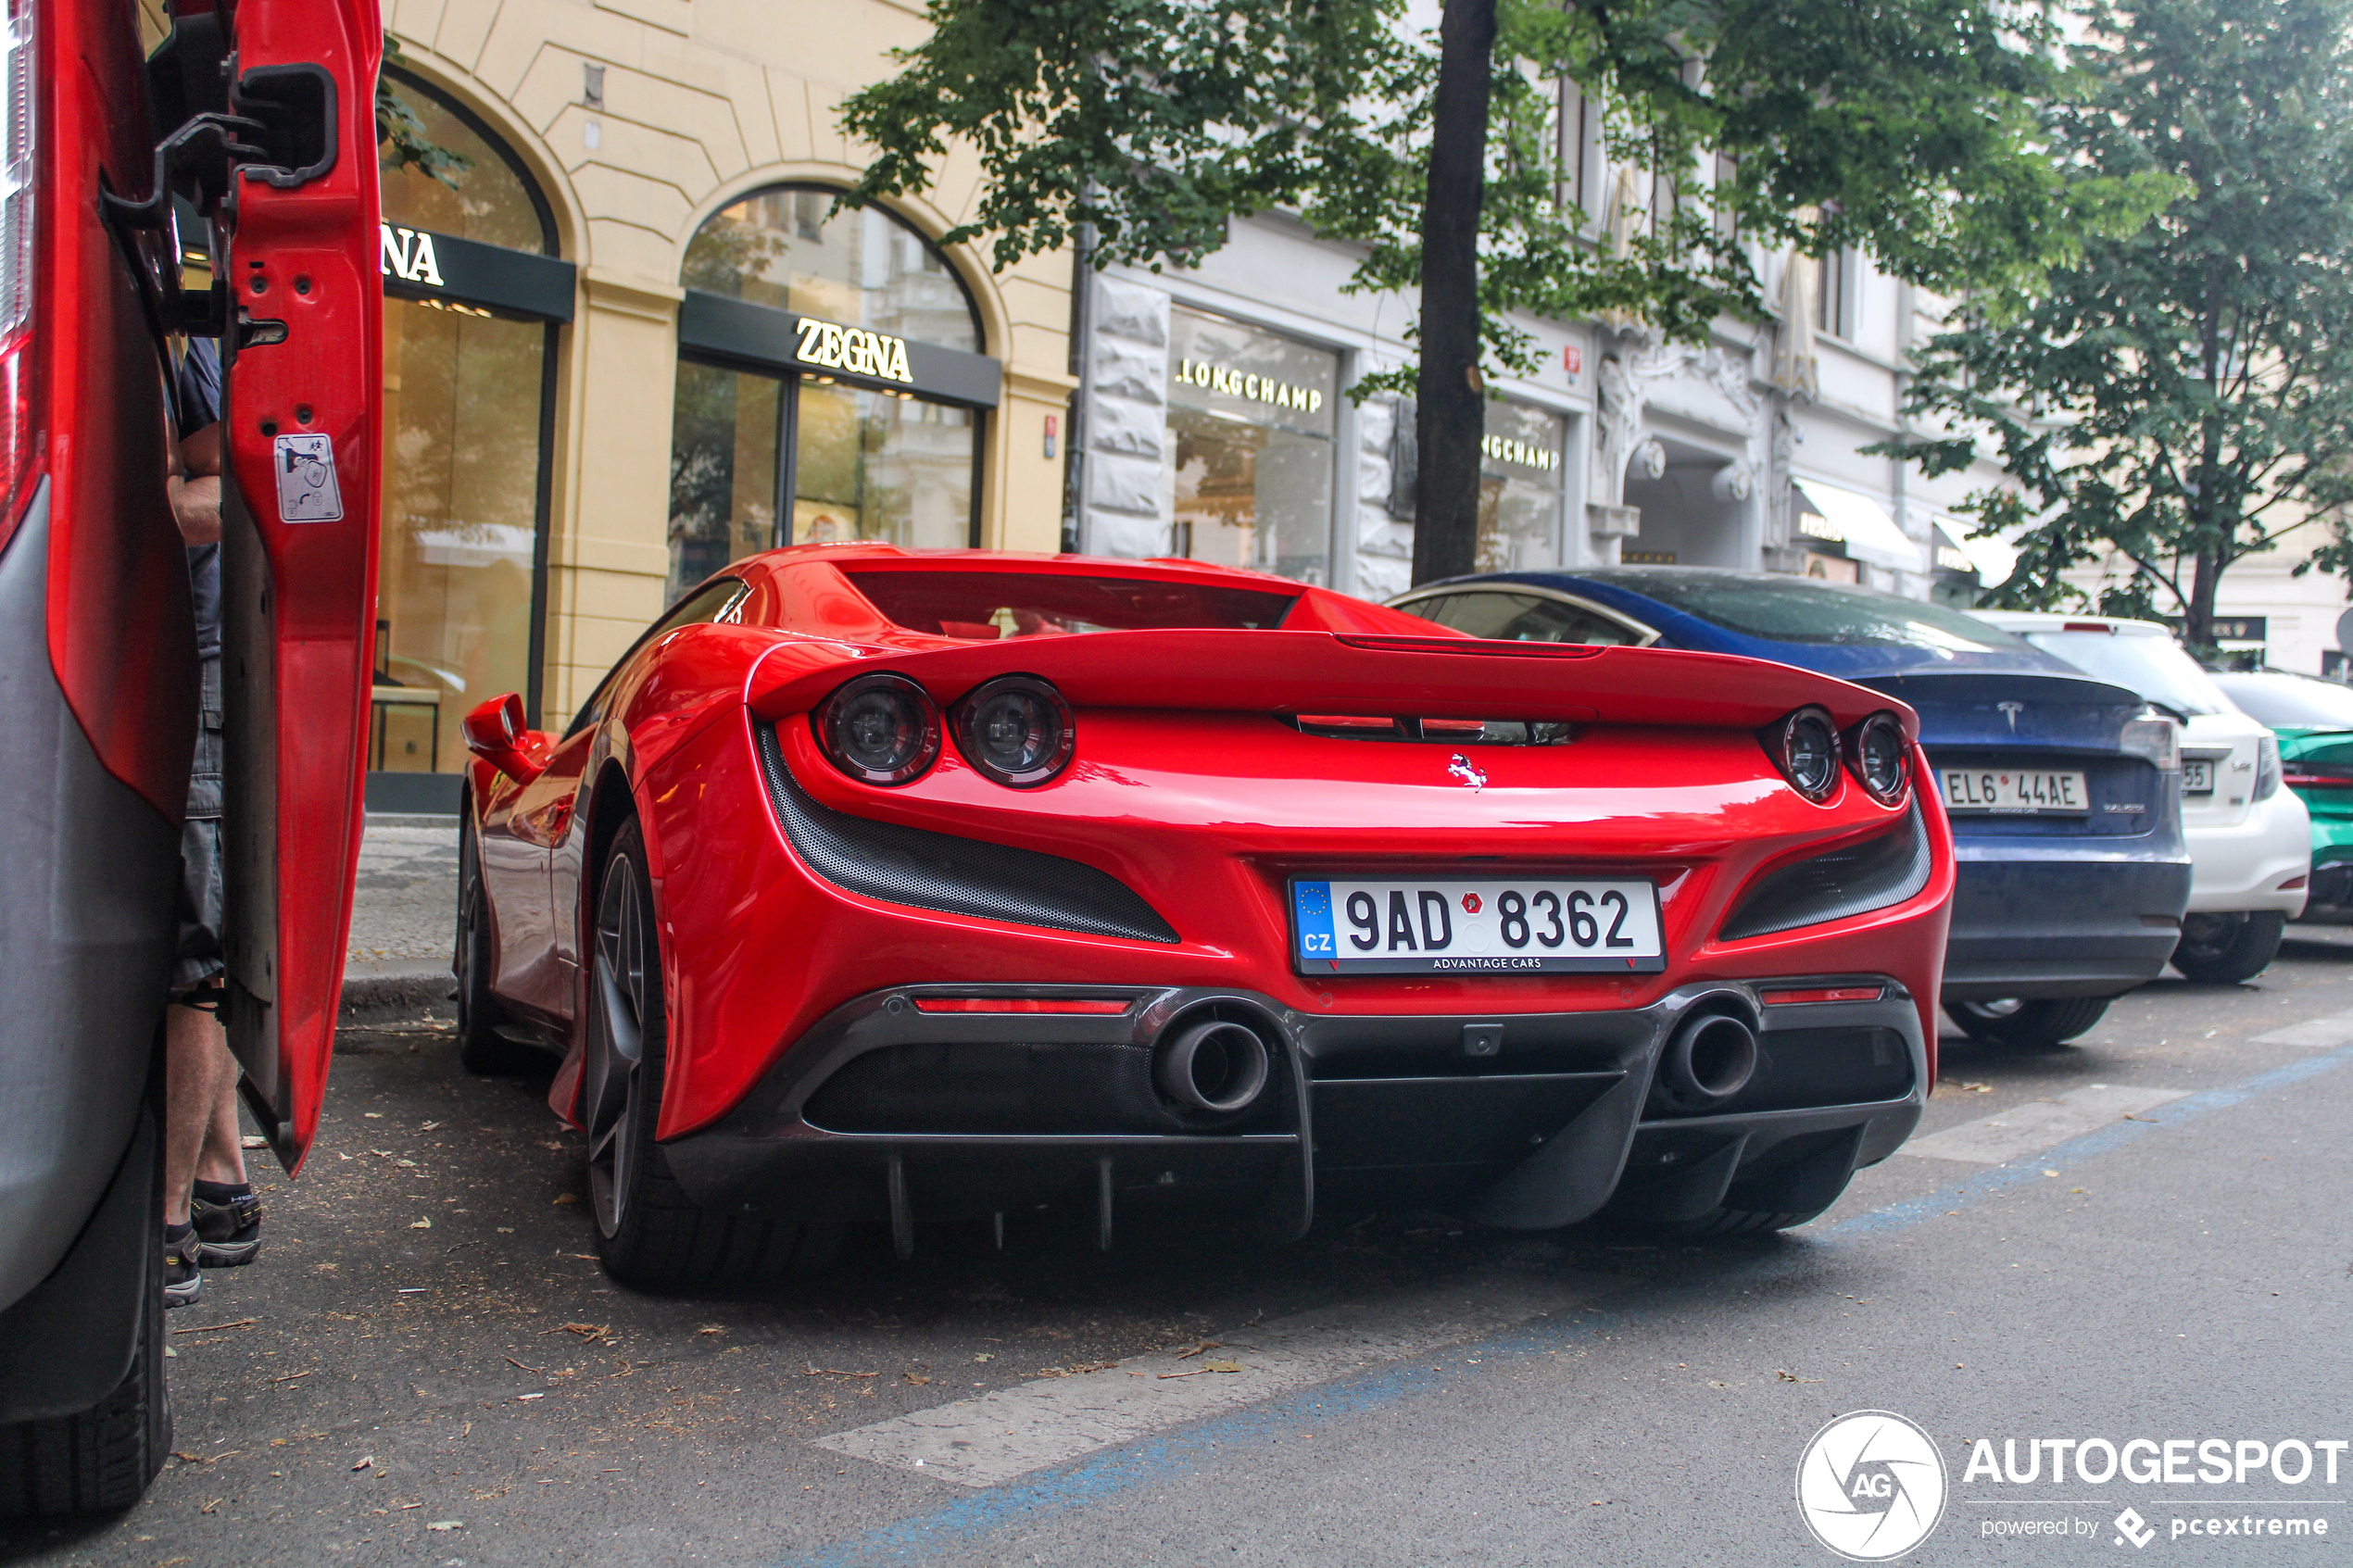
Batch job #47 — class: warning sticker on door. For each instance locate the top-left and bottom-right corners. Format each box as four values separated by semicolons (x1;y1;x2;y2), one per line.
273;433;344;522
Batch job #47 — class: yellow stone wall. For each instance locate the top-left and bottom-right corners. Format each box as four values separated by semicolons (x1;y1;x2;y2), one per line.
386;0;1078;717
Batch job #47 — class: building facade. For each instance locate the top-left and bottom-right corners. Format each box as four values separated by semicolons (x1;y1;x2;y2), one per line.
364;0;1076;809
1070;200;2019;611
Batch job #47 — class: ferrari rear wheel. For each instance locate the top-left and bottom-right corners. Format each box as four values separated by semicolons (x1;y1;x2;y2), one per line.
1944;996;2110;1049
585;818;830;1291
455;812;536;1076
2171;911;2286;985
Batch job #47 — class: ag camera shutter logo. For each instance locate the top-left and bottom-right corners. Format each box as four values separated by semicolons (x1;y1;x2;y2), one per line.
1796;1411;1948;1560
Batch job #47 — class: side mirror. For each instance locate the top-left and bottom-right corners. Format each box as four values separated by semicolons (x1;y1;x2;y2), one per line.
461;693;547;785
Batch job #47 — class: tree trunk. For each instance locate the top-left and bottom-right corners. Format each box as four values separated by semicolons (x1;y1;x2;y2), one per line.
2185;546;2221;652
1410;0;1495;587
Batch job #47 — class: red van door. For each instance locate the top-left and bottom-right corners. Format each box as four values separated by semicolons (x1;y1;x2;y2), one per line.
213;0;384;1168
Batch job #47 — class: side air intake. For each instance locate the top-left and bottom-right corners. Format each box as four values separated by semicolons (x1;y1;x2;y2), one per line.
1718;799;1932;941
754;722;1178;944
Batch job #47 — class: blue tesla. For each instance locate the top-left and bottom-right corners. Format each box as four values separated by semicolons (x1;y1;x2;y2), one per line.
1390;568;2192;1047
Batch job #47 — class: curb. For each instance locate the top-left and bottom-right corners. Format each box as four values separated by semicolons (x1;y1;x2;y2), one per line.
340;961;454;1025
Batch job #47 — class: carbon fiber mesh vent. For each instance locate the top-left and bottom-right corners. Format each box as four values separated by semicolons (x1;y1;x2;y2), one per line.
1719;798;1932;941
755;722;1179;943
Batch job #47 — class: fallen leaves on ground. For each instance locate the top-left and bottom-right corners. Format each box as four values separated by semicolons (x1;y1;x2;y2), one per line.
551;1193;580;1206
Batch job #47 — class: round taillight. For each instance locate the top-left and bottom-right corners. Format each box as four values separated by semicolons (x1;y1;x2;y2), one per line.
951;675;1075;788
814;673;939;785
1767;706;1841;802
1848;711;1909;804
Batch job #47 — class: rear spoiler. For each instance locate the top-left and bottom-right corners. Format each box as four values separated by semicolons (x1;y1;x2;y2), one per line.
744;628;1919;738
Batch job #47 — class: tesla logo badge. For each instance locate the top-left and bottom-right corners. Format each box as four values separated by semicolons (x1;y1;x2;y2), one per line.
1997;701;2024;732
1448;753;1487;791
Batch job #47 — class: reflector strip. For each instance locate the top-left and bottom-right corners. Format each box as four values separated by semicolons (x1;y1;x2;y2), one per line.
1759;985;1883;1007
911;997;1132;1015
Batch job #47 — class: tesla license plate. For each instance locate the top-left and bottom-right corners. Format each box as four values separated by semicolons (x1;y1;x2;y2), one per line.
2183;759;2215;794
1938;768;2090;814
1290;878;1667;974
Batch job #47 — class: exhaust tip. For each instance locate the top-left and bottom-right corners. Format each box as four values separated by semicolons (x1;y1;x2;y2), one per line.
1658;1010;1758;1110
1154;1019;1272;1114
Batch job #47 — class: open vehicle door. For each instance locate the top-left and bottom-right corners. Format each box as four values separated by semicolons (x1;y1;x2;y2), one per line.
207;0;383;1170
0;0;379;1516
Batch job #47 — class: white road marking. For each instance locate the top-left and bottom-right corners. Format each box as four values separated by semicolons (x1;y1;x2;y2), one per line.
1900;1083;2188;1166
812;1272;1605;1487
2251;1010;2353;1047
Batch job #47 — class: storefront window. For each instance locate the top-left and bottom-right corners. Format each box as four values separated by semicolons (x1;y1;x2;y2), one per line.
668;363;784;595
372;74;559;784
1164;307;1337;583
669;188;985;597
793;382;975;549
1478;402;1567;571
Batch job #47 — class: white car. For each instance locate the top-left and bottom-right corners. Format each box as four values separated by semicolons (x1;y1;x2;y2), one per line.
1971;612;2309;984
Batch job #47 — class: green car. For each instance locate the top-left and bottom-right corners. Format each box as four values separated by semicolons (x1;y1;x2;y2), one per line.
2210;671;2353;917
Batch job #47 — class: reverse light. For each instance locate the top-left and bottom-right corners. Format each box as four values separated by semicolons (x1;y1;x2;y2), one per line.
1760;985;1885;1007
2254;734;2282;801
912;997;1131;1015
1845;711;1909;805
1763;706;1841;803
951;674;1074;788
813;672;939;785
2120;713;2181;773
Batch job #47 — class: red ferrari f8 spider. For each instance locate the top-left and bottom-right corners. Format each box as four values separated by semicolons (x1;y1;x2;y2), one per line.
456;546;1954;1286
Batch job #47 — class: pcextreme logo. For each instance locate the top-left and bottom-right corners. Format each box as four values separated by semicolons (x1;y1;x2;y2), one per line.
1797;1411;1949;1561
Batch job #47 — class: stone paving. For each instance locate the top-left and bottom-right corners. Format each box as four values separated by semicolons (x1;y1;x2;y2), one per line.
346;817;459;977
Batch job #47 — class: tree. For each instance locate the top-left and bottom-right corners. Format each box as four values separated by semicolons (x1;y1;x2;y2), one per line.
1882;0;2353;650
841;0;2160;583
377;34;472;190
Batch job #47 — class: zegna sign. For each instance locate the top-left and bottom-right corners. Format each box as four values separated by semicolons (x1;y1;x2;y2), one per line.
374;222;578;323
379;223;443;287
794;318;914;385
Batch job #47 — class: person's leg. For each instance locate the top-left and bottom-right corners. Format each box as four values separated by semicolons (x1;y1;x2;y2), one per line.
188;1013;265;1265
195;1033;247;1188
163;996;234;1228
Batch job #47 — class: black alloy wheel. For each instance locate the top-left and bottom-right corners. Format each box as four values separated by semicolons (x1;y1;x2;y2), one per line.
1944;996;2111;1049
2171;911;2287;985
582;816;832;1290
455;812;536;1075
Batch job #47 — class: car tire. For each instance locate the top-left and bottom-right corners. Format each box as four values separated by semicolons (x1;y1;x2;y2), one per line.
2171;911;2287;985
1944;996;2111;1048
455;811;537;1076
585;817;829;1290
0;1196;171;1516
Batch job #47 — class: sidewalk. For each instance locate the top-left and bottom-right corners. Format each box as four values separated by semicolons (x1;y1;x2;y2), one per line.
341;813;459;1022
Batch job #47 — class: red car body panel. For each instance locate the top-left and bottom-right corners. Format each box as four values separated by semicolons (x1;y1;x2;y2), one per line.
467;547;1953;1239
40;0;192;821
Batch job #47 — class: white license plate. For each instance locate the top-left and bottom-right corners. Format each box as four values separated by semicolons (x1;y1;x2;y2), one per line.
1939;768;2090;814
1290;878;1666;974
2183;759;2215;794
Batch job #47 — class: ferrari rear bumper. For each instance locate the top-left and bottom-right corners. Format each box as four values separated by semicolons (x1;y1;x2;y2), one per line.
660;979;1928;1236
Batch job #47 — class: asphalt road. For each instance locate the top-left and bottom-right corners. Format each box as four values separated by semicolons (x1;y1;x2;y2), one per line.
6;934;2352;1568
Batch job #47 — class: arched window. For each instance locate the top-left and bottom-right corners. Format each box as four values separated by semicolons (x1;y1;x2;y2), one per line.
667;186;998;599
370;71;569;807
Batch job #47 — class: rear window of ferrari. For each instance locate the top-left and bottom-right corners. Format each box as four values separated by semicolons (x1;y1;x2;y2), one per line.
843;571;1299;639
